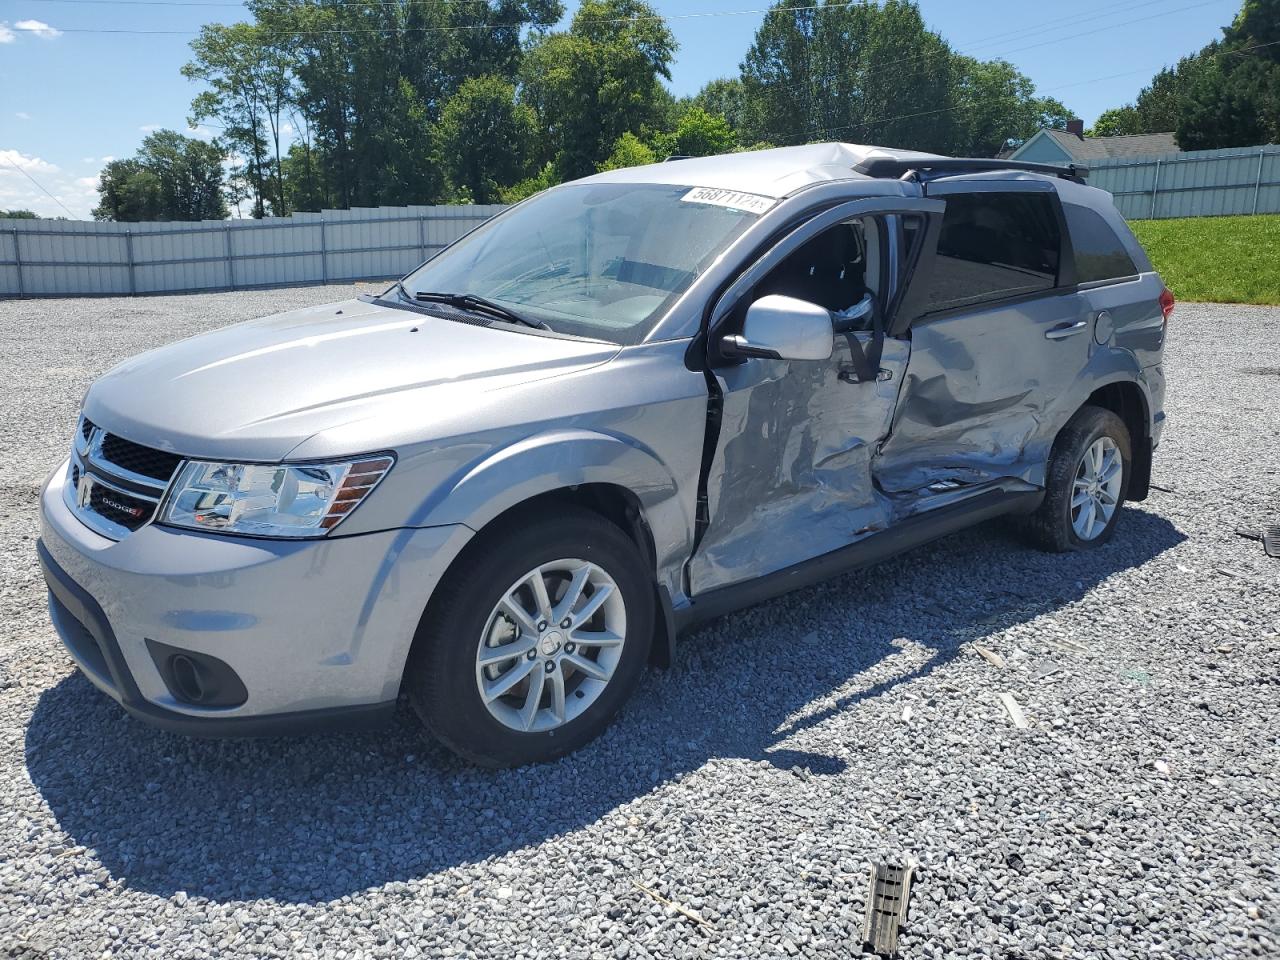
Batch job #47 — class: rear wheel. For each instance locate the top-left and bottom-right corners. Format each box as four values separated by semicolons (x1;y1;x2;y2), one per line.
406;507;653;767
1022;405;1131;552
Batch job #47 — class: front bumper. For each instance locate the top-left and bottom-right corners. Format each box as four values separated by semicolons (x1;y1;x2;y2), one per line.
38;460;473;736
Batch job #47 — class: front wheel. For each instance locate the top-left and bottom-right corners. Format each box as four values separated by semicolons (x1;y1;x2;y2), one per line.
1022;405;1131;552
406;507;653;767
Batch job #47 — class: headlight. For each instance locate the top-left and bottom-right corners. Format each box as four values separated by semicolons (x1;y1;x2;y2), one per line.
159;455;394;538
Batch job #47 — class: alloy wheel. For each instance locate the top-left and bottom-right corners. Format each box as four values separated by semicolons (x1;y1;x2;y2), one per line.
475;559;627;733
1071;436;1123;541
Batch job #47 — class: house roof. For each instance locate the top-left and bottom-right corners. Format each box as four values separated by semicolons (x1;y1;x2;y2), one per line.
1016;129;1180;163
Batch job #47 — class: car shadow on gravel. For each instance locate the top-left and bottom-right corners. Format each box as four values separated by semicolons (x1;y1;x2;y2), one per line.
24;510;1185;904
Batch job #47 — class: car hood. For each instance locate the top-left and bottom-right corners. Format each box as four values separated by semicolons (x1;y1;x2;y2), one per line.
83;298;620;462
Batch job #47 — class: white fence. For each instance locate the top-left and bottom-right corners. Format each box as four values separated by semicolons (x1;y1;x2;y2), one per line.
6;148;1280;298
1088;145;1280;220
0;204;506;299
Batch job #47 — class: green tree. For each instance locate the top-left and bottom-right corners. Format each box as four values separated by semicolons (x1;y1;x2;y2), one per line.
1209;0;1280;143
92;131;228;222
521;0;677;179
650;106;738;158
94;161;164;222
499;161;560;203
184;22;292;217
597;132;658;171
1226;0;1280;60
739;0;959;152
1177;55;1277;149
250;0;559;209
1088;106;1144;137
1137;56;1210;133
694;77;752;134
1090;0;1280;149
437;76;538;203
0;209;39;219
950;57;1070;155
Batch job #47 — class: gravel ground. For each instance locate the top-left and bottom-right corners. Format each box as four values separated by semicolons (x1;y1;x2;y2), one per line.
0;289;1277;960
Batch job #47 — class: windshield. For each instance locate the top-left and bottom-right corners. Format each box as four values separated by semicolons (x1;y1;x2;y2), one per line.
401;183;769;344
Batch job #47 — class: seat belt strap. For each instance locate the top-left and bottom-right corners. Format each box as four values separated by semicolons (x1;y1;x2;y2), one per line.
838;305;886;384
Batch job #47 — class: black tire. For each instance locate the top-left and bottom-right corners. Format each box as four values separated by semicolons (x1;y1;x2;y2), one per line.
406;506;654;767
1021;405;1131;552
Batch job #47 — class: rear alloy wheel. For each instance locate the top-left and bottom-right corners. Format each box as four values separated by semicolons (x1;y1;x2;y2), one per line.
1070;436;1124;541
407;507;653;766
1022;405;1131;552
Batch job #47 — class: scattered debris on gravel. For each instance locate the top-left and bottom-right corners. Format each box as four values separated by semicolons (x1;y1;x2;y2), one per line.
0;291;1277;958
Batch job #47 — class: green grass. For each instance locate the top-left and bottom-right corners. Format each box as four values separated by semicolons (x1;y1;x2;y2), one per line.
1129;214;1280;306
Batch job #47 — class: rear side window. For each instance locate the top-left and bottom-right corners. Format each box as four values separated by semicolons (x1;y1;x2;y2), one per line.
1064;203;1139;283
922;192;1061;314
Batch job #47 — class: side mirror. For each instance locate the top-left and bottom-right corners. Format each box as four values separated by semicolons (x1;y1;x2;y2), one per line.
721;294;834;362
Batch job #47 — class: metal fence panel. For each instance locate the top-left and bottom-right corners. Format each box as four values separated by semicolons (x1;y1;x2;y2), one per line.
1090;144;1280;220
0;203;507;299
4;151;1275;297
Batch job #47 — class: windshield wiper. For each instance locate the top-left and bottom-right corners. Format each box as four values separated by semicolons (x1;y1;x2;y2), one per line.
412;291;550;330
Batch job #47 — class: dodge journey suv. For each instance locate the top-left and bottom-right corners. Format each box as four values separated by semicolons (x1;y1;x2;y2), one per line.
39;143;1170;766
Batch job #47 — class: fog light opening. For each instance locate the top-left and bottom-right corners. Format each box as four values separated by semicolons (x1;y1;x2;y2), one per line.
170;654;207;704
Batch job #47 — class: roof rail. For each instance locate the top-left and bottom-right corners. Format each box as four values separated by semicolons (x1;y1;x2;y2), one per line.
853;157;1089;183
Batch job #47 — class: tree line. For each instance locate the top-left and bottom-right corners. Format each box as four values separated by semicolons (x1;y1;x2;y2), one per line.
1088;0;1279;147
97;0;1217;221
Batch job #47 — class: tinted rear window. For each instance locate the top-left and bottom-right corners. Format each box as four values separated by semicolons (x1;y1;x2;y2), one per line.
1064;202;1139;283
922;192;1061;314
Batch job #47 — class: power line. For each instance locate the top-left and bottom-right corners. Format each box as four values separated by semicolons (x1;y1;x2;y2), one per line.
2;157;79;218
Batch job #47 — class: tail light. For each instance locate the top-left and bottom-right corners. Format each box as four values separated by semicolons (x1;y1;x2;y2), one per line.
1159;288;1175;321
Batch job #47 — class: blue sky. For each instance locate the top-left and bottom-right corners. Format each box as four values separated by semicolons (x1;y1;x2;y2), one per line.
0;0;1240;218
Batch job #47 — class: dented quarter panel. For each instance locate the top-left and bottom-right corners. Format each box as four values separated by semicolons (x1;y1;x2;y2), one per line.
689;336;909;594
875;289;1091;493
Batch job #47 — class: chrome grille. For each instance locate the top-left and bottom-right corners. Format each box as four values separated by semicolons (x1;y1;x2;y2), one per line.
65;416;180;540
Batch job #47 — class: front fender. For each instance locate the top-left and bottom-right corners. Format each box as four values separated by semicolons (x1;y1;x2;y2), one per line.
414;429;694;582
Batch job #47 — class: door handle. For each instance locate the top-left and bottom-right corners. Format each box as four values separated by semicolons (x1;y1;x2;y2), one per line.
1045;320;1088;340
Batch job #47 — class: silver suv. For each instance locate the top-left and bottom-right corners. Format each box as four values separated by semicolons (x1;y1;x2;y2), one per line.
38;144;1170;766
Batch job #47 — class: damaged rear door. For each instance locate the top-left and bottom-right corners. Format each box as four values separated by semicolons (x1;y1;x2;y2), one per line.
689;197;942;595
874;178;1090;494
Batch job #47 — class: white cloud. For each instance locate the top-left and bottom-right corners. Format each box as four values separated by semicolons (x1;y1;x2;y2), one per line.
187;124;217;141
0;149;98;219
16;112;31;121
0;22;15;43
101;155;114;163
15;19;62;39
81;156;96;164
139;124;163;133
0;149;58;176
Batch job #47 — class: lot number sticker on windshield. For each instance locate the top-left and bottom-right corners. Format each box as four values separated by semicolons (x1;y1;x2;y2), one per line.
681;187;776;215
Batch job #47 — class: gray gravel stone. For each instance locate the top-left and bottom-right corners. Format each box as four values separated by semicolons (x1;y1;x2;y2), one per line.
0;291;1277;958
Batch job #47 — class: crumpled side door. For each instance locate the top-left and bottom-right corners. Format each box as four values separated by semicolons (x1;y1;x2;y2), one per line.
874;179;1092;495
689;197;943;596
